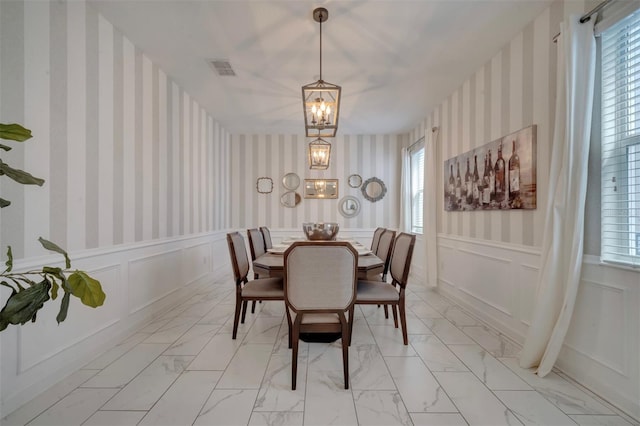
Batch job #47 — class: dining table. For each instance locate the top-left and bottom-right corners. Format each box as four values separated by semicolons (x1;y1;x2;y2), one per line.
252;239;385;279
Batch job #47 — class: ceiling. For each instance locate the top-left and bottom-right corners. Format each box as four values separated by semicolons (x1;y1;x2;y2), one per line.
89;0;553;135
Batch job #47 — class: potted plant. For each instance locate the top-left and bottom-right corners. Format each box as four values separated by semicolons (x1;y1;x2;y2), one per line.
0;123;105;331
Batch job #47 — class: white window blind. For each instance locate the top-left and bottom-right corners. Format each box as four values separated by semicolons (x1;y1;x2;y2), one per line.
410;143;424;234
601;8;640;267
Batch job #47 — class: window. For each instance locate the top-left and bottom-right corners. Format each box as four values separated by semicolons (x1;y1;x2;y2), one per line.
601;8;640;267
409;141;424;234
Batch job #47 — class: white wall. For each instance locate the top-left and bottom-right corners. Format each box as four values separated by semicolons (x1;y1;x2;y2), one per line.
0;0;232;415
415;0;640;419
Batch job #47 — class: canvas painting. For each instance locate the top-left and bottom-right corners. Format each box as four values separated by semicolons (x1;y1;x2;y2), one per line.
444;125;536;211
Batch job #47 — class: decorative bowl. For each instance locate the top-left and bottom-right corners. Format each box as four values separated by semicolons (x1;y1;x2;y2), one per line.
302;222;340;241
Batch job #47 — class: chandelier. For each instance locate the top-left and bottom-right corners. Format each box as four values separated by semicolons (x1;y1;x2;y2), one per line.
302;7;341;138
308;136;331;170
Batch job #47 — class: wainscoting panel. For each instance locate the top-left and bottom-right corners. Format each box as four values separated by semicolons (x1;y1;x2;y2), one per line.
128;249;182;315
18;264;122;373
183;242;213;286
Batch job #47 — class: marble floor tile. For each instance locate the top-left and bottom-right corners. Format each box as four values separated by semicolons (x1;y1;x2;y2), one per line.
303;369;358;426
243;316;284;344
142;315;199;344
421;318;475;344
0;369;99;426
384;356;457;413
253;353;307;412
442;306;481;327
138;370;221;426
256;300;287;317
369;325;418;356
198;303;235;325
27;388;118;426
447;346;531;390
352;390;412;426
569;415;637;425
5;280;633;426
162;323;220;355
81;343;169;388
499;358;615;415
434;372;522;426
460;325;521;357
101;355;193;410
248;411;304;426
138;317;171;333
349;343;396;390
495;390;577;425
408;300;445;319
187;332;244;370
410;334;468;372
216;343;274;389
82;410;147;426
410;412;469;426
83;332;151;369
194;389;259;425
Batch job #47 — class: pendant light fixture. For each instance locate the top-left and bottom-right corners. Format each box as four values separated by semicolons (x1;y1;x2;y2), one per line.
302;7;341;138
308;135;331;170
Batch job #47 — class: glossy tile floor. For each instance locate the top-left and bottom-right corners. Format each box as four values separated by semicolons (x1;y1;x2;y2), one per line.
3;273;637;426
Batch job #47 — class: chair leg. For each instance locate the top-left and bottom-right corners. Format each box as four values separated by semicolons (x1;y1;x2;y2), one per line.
340;314;350;390
232;298;242;340
291;319;301;390
241;300;248;323
399;299;408;345
391;305;399;328
251;300;257;313
383;305;389;319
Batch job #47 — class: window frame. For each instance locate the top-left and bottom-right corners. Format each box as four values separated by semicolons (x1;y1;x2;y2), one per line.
600;7;640;267
409;139;425;234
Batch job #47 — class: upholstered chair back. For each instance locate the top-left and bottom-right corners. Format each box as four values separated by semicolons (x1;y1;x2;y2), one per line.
284;242;357;312
260;226;273;250
227;232;250;281
389;233;416;288
248;228;266;260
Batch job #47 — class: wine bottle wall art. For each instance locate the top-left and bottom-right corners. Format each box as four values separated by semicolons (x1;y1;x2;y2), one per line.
444;125;536;211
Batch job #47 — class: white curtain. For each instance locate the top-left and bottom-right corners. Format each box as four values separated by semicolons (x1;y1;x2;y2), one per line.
519;15;596;377
399;147;411;232
425;128;439;288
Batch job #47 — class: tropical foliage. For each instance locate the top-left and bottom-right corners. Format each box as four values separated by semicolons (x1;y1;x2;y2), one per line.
0;123;105;331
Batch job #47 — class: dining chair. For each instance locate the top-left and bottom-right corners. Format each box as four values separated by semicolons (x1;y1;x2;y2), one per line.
354;232;416;345
260;226;273;250
370;227;386;253
248;228;267;278
367;229;396;319
226;232;284;339
283;241;358;390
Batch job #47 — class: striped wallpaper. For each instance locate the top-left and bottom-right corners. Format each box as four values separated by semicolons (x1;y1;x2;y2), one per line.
410;0;574;248
230;134;405;230
0;0;231;259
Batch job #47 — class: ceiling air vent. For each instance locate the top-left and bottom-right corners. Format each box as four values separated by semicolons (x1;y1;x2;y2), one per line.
210;59;236;77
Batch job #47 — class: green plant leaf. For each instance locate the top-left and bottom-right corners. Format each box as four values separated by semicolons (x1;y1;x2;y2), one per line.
56;292;70;324
5;246;13;272
0;160;45;186
0;143;12;151
0;123;32;142
67;271;105;308
0;198;10;208
0;279;51;331
51;280;59;300
38;237;70;269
